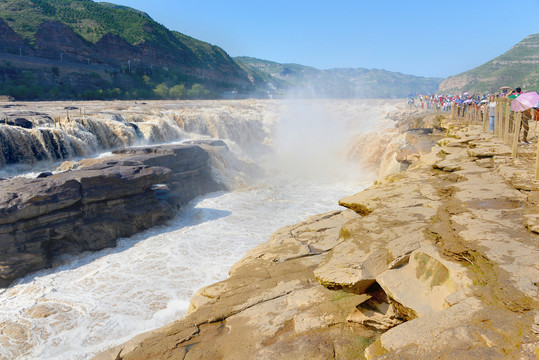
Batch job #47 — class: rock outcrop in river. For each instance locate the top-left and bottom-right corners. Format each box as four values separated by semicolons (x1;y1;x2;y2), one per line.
96;116;539;359
0;142;226;288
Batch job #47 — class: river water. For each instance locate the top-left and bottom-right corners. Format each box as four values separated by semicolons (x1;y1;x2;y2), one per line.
0;99;400;359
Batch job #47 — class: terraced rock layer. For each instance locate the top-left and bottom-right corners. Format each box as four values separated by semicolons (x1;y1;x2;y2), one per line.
0;142;226;288
96;117;538;359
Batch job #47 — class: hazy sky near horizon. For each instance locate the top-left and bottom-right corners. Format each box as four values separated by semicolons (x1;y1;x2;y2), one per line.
107;0;538;79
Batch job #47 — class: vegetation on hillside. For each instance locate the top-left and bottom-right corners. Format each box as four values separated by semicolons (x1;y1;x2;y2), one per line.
2;1;535;100
1;0;175;46
439;34;539;94
0;0;251;100
0;59;216;100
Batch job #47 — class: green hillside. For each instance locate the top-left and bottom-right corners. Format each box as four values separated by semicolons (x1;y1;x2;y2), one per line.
2;0;178;48
439;34;539;94
0;0;252;100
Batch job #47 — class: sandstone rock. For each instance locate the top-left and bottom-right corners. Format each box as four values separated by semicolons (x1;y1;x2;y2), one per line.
432;159;462;172
347;288;404;330
314;240;387;293
376;245;473;318
338;191;377;215
467;145;511;158
524;213;539;233
395;129;443;165
94;210;378;360
95;116;539;360
365;297;492;359
54;162;171;204
0;177;82;225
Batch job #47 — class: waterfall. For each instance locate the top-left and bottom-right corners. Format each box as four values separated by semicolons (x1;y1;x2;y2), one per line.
0;101;280;175
0;99;406;360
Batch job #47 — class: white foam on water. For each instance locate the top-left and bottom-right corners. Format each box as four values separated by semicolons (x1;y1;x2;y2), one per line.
0;99;401;359
0;173;368;360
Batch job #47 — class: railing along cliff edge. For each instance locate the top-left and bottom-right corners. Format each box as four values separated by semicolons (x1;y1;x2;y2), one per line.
452;98;539;181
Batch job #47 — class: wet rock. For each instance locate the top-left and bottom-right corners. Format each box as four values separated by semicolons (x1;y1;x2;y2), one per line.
127;123;143;138
36;172;53;178
183;139;229;147
6;117;32;129
0;143;227;287
113;144;225;206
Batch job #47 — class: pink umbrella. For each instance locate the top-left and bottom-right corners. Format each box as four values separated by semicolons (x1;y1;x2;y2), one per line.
511;91;539;111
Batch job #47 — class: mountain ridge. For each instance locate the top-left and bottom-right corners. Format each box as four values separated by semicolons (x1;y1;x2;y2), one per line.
439;33;539;93
2;0;535;99
235;56;443;98
0;0;253;99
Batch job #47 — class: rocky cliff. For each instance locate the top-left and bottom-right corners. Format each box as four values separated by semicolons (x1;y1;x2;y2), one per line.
0;142;227;288
95;116;538;359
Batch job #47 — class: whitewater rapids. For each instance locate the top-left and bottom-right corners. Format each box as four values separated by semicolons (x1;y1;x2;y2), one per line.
0;99;402;359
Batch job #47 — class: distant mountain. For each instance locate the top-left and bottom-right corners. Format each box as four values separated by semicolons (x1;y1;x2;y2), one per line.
0;0;442;100
439;34;539;94
235;57;443;98
0;0;253;100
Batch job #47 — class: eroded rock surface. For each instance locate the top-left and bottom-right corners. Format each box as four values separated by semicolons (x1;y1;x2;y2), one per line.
96;118;538;359
0;143;226;288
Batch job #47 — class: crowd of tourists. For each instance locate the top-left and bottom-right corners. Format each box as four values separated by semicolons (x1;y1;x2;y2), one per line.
407;87;539;144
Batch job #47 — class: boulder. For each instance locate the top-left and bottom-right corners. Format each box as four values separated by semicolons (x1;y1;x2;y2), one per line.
6;117;32;129
376;246;473;318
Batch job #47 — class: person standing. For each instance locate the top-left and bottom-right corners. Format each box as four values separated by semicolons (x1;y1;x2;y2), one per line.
488;96;497;132
508;87;522;99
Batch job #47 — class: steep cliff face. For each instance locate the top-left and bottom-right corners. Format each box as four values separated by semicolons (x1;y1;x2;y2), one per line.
0;18;29;54
34;20;92;61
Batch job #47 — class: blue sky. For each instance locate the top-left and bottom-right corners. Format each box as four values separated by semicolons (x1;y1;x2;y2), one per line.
106;0;539;78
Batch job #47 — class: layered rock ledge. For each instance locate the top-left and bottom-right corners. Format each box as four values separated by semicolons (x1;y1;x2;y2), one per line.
0;142;227;288
96;117;539;359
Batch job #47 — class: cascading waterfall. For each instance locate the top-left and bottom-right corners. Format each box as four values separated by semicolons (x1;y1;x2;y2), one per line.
0;99;404;359
0;100;279;176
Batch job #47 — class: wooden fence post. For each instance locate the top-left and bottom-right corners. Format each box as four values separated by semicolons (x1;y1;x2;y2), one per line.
494;103;501;136
511;111;522;158
482;104;488;132
497;105;502;138
504;103;511;144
